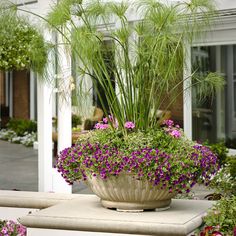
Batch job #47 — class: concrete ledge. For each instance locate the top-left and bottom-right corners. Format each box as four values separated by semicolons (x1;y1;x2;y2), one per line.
0;190;78;209
20;195;214;236
0;207;38;221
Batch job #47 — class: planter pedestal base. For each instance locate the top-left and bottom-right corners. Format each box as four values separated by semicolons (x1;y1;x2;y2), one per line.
19;195;215;236
101;199;171;212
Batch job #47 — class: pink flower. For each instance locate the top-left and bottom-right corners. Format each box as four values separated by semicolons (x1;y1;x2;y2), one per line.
170;130;181;138
124;121;135;129
94;123;109;130
163;119;174;127
212;231;223;236
103;117;108;123
1;227;8;234
108;115;114;121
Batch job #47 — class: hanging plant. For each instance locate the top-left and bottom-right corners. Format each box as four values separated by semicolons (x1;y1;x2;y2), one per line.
0;5;48;74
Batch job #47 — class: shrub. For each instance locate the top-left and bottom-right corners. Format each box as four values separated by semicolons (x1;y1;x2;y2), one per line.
0;1;48;74
208;156;236;198
6;119;37;137
0;129;17;141
227;157;236;178
206;142;228;167
72;114;82;128
203;196;236;236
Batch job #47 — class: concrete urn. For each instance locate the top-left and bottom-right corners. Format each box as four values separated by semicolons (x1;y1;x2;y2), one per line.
86;173;176;212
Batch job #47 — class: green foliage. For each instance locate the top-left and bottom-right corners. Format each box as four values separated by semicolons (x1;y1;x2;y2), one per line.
47;0;224;133
203;196;236;235
192;72;226;103
228;157;236;178
72;114;82;127
6;119;37;137
226;137;236;149
0;2;48;74
0;129;17;141
208;156;236;198
206;142;228;166
83;119;96;130
79;127;192;156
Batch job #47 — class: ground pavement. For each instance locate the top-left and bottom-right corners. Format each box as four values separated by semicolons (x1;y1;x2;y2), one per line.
0;140;212;198
0;140;91;194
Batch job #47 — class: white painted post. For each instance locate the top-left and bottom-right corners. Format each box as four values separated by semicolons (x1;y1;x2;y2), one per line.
9;71;13;118
37;30;54;192
52;34;72;193
183;44;192;139
37;78;53;192
30;70;36;120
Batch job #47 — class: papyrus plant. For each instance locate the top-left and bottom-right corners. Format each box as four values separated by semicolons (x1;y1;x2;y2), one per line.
47;0;224;133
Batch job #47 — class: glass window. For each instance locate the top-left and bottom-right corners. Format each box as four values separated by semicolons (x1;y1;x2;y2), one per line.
192;45;236;148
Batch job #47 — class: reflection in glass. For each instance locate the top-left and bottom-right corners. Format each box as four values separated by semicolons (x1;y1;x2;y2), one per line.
192;45;236;148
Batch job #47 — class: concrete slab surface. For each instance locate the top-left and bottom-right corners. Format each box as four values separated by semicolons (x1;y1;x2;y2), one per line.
0;140;93;194
0;190;79;208
20;194;214;236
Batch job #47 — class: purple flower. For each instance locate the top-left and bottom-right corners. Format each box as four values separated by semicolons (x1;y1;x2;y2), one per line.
124;121;135;129
170;130;181;138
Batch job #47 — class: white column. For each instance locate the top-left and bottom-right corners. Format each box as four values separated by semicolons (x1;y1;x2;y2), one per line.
5;72;9;107
30;70;36;120
52;34;72;193
37;78;53;192
9;71;13;118
183;44;192;139
37;30;54;192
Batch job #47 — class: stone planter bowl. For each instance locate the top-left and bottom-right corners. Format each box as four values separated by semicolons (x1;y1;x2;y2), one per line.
86;174;176;212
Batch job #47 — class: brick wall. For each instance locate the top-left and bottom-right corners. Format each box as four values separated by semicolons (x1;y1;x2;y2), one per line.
13;70;30;120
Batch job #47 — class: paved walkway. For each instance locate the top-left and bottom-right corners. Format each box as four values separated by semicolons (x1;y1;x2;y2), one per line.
0;140;92;194
0;140;212;198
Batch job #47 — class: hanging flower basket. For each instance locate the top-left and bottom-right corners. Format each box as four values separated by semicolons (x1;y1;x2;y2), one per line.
0;4;48;74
